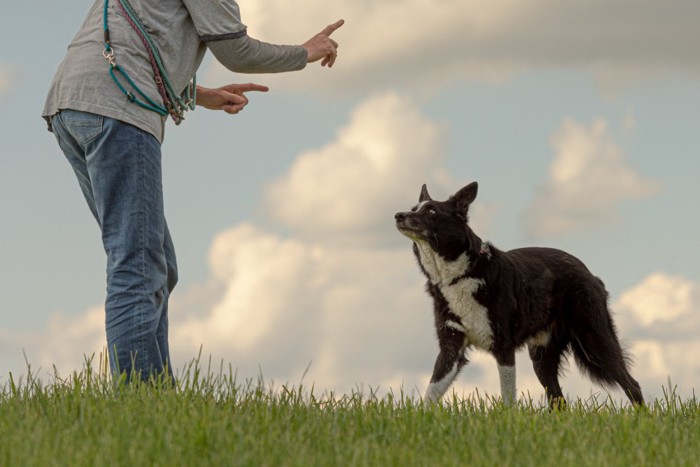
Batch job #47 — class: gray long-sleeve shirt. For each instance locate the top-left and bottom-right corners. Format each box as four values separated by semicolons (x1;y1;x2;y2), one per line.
43;0;307;142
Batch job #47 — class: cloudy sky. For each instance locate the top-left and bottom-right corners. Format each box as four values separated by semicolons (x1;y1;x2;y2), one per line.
1;1;699;404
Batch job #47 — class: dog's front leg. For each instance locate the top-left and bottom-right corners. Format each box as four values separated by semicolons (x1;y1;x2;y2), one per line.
496;351;517;405
424;349;468;403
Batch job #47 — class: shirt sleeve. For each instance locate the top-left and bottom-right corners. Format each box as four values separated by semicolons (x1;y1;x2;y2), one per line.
181;0;248;41
206;36;308;73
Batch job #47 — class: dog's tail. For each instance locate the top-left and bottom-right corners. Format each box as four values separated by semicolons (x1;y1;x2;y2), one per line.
567;283;644;404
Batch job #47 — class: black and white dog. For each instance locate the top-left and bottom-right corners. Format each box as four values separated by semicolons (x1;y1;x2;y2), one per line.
395;182;643;407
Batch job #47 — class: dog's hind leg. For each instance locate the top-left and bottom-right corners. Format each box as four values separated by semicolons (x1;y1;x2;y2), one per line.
617;371;644;406
424;347;468;403
528;341;567;408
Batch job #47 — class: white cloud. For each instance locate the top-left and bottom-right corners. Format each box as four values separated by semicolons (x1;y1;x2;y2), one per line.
206;0;700;94
172;222;437;391
615;273;696;327
609;273;700;398
524;118;661;238
613;273;700;340
0;307;104;380
263;92;453;246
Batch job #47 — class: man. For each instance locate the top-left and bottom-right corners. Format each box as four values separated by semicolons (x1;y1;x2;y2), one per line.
42;0;344;382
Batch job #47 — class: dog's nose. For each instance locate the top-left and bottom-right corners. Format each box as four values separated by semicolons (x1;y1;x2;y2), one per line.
395;212;407;222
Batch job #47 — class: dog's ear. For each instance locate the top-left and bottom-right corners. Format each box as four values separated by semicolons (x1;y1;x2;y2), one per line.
419;184;432;202
452;182;478;214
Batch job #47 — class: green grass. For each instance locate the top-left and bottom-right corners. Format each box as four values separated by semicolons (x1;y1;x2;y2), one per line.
1;357;698;467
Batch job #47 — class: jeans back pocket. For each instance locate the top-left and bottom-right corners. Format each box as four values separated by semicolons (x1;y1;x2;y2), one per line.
56;109;104;145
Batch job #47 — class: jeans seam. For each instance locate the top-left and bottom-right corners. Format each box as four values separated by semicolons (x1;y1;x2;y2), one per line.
136;127;150;371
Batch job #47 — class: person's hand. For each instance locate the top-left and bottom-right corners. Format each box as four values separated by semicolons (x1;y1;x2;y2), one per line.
195;83;269;114
302;19;345;68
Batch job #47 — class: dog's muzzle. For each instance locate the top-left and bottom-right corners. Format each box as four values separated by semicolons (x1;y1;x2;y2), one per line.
394;211;411;229
394;212;408;223
395;211;423;239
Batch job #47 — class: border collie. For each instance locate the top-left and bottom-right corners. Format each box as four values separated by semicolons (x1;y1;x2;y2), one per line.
395;182;643;407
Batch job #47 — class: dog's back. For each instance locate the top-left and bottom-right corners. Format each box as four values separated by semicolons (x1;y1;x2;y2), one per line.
504;246;610;332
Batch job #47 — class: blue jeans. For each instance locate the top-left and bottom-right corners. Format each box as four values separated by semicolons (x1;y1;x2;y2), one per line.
51;109;177;382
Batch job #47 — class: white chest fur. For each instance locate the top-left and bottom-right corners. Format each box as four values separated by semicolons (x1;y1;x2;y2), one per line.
414;241;494;350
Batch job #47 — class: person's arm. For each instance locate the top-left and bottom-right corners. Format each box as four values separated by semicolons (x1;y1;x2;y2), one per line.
195;83;269;114
206;20;344;73
206;36;307;74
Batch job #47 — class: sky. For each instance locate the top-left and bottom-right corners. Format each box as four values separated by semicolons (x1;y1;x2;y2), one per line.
1;0;699;404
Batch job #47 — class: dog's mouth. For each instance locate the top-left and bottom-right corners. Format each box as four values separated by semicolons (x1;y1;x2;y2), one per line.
395;220;426;240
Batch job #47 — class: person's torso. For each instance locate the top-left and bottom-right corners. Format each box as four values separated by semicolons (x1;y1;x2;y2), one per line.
44;0;210;141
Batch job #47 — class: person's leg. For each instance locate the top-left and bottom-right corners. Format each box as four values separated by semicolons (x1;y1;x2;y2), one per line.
51;110;175;382
51;110;101;223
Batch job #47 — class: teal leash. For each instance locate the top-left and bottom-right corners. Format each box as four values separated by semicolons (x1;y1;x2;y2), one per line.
116;0;196;115
102;0;195;123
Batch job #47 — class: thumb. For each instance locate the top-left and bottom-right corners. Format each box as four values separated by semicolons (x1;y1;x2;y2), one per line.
223;92;247;105
222;104;242;114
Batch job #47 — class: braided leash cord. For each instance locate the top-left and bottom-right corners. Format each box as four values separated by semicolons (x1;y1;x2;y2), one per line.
114;0;174;121
103;0;168;116
103;0;195;124
116;0;194;123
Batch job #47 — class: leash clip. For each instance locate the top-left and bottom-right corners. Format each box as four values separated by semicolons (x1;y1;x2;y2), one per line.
103;48;117;67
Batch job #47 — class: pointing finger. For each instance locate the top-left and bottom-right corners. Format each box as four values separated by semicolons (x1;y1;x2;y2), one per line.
235;83;270;93
321;19;345;37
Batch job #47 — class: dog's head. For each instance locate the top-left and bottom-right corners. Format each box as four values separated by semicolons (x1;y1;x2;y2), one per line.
395;182;481;260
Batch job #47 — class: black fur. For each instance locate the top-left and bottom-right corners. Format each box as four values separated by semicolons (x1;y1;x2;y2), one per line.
395;181;643;406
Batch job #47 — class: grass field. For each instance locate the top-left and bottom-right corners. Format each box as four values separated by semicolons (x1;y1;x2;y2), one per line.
1;357;698;467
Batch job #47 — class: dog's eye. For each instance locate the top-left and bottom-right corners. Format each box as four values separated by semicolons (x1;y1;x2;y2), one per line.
428;209;436;215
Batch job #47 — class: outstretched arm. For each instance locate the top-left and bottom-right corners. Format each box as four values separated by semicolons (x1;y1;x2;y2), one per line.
206;19;345;74
195;83;269;115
